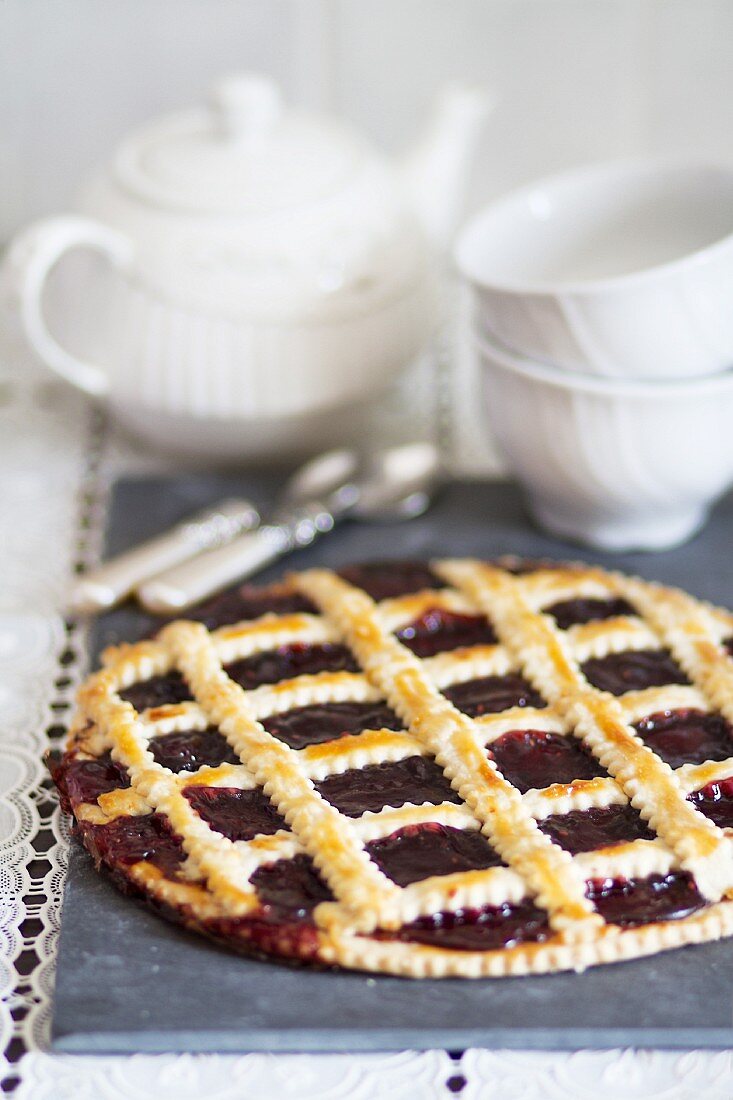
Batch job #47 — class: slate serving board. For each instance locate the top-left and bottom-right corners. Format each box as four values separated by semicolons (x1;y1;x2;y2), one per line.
52;475;733;1054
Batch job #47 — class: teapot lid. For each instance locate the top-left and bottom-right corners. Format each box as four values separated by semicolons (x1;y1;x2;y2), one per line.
112;74;371;215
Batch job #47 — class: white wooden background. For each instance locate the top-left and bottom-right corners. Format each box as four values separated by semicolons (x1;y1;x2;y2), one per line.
2;0;733;473
3;0;733;241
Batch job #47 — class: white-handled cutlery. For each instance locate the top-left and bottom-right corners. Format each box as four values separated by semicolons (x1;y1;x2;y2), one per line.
69;443;440;616
138;443;440;613
68;498;260;615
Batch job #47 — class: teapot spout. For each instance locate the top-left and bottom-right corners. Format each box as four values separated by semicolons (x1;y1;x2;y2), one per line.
400;82;491;251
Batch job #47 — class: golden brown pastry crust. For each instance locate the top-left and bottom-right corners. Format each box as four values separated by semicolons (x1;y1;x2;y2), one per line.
52;557;733;977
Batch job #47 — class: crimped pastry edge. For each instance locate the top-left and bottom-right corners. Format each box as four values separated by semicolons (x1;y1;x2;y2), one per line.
67;820;733;979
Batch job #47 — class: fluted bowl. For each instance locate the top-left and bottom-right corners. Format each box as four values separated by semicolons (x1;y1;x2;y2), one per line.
476;332;733;550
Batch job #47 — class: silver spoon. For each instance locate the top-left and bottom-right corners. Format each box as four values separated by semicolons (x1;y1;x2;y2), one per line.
137;442;440;613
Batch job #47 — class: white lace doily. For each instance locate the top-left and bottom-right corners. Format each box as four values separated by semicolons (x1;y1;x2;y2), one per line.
1;347;732;1098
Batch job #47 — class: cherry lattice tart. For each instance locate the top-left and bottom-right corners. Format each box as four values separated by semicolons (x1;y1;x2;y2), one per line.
50;558;733;977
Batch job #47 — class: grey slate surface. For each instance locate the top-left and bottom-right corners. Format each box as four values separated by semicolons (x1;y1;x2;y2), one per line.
52;476;733;1053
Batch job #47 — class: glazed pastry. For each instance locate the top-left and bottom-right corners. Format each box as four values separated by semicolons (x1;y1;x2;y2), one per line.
50;558;733;977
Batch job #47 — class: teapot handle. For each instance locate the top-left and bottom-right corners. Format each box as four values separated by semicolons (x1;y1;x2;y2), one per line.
5;215;134;396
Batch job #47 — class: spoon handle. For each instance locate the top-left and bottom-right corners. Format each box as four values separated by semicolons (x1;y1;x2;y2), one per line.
137;501;339;614
68;498;260;614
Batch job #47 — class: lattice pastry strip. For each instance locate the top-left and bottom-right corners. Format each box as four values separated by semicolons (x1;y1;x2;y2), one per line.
212;612;338;661
565;618;661;662
522;777;627;819
574;840;677;881
297;730;428;781
375;588;481;632
678;758;733;794
244;672;381;720
351;802;479;842
74;782;152;825
441;560;733;900
617;685;710;725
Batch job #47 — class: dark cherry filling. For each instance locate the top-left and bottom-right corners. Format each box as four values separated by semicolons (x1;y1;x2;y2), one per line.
337;561;445;601
183;786;287;842
725;637;733;658
586;872;705;926
187;585;317;630
148;728;240;772
688;778;733;828
633;708;733;769
87;812;185;878
443;674;546;718
544;596;637;630
250;854;334;921
59;751;130;805
396;608;497;657
487;729;607;793
262;701;402;749
384;898;551;951
224;643;359;690
314;756;460;817
119;671;192;711
581;649;689;696
539;804;655;855
367;822;503;886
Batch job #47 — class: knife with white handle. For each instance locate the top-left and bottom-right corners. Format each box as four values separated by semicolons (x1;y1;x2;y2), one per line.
68;498;260;614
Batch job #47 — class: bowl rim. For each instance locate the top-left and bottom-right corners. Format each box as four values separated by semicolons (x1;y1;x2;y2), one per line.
455;157;733;297
474;331;733;398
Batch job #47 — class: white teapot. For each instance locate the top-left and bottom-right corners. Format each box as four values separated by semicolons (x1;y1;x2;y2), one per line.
6;74;487;460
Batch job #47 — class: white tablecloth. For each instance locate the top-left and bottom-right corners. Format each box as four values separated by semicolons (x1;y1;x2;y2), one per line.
2;352;733;1098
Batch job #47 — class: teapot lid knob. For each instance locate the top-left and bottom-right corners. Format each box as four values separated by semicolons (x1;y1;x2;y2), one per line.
210;73;283;141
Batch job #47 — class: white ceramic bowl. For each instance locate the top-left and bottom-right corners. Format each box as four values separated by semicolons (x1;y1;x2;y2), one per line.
476;333;733;550
457;160;733;379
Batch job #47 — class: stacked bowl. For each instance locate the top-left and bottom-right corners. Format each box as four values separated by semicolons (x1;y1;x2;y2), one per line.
455;160;733;550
